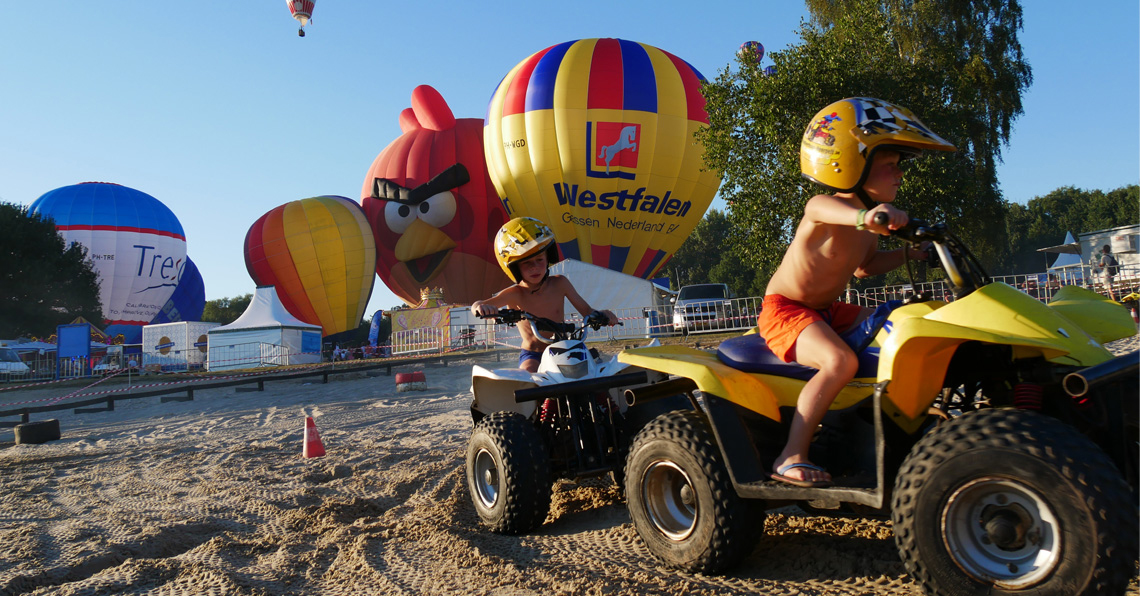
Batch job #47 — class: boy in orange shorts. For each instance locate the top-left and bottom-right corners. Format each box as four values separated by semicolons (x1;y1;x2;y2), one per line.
761;97;955;487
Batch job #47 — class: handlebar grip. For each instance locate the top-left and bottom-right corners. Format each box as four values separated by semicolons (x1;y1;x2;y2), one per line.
872;212;889;227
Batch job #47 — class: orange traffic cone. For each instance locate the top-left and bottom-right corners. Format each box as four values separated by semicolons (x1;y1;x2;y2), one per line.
303;416;325;458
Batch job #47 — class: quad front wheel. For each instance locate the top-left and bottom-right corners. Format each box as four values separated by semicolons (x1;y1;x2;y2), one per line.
892;408;1138;595
466;411;551;534
625;410;763;574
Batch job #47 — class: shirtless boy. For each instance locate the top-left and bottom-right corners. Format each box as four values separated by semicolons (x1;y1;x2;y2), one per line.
472;217;618;372
762;97;957;487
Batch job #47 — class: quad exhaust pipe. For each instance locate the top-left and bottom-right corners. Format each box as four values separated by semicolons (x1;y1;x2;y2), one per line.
1062;351;1139;398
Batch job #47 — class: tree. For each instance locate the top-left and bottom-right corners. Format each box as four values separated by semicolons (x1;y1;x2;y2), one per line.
668;210;730;288
699;0;1030;288
1003;184;1138;274
805;0;1032;176
202;294;252;326
669;209;772;297
0;202;104;338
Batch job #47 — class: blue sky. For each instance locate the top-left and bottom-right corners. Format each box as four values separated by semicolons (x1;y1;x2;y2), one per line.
3;1;1137;318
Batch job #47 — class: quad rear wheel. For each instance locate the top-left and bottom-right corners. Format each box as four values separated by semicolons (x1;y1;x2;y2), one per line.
466;411;551;534
625;410;763;574
892;408;1138;595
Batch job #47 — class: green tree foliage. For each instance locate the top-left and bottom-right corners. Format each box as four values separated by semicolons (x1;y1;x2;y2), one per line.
805;0;1032;175
1004;185;1138;274
698;0;1030;289
667;210;729;289
668;210;772;297
0;202;104;338
201;294;252;325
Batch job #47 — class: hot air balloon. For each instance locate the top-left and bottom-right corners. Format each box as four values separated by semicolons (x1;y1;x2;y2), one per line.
483;38;722;280
151;257;205;324
763;65;778;77
362;85;512;307
286;0;315;37
244;196;376;337
738;41;764;65
29;182;187;344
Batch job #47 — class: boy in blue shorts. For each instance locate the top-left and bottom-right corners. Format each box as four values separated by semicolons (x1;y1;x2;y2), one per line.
471;217;618;372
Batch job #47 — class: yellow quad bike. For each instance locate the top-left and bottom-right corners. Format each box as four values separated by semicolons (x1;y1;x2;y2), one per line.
618;218;1138;595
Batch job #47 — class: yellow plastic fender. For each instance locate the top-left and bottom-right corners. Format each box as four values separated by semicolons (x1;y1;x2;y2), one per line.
1047;285;1136;345
879;283;1117;420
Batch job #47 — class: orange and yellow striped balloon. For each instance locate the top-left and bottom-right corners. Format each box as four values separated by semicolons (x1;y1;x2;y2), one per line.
244;196;376;337
484;38;722;279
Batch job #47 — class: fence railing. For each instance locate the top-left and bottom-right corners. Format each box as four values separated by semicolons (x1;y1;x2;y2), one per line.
385;268;1138;356
5;265;1134;383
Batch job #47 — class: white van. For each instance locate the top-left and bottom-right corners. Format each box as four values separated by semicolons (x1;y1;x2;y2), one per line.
0;347;31;379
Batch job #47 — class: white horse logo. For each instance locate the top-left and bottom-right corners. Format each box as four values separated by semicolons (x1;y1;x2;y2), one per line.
597;125;638;174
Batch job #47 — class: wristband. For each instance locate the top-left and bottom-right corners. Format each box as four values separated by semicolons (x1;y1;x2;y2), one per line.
855;209;868;230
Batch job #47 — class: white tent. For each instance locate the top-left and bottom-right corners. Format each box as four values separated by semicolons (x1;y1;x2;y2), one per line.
1044;231;1083;269
207;286;322;371
549;259;674;338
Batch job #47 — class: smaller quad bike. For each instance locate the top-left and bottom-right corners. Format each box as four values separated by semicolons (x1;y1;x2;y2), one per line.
617;217;1139;595
465;310;679;534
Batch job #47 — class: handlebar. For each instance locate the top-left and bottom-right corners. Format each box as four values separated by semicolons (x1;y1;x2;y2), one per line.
476;308;618;343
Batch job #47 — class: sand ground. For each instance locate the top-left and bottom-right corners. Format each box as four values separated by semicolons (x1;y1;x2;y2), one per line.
1;335;1136;595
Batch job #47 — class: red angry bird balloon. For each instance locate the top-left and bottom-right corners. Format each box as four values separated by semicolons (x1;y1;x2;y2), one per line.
362;85;511;306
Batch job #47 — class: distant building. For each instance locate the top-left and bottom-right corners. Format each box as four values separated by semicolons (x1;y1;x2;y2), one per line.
1079;224;1138;270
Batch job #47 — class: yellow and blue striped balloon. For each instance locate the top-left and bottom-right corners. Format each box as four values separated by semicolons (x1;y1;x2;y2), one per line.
484;38;722;280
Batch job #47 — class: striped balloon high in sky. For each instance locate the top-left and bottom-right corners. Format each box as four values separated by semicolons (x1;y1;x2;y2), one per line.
285;0;315;36
484;38;722;280
30;182;187;344
244;196;376;338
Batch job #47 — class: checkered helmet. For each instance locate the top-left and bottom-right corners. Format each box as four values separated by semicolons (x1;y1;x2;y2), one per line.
494;217;561;283
800;97;956;192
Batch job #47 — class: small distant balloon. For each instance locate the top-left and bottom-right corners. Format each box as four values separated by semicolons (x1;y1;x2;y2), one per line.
286;0;315;37
763;65;777;77
738;41;764;64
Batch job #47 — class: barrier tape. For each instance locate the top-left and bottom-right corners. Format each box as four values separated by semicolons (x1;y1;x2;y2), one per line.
47;366;126;406
0;347;485;409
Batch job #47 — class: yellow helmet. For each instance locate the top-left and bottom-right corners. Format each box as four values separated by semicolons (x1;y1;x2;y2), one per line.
494;217;561;283
800;97;956;192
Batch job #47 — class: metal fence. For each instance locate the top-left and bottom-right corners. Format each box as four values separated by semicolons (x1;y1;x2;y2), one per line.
385;266;1139;356
846;264;1140;308
4;265;1134;384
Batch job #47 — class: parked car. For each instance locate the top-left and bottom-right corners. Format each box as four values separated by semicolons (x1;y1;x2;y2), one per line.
0;347;31;380
672;283;734;335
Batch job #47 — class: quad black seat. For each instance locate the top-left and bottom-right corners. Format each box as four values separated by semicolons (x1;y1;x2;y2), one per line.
717;300;901;380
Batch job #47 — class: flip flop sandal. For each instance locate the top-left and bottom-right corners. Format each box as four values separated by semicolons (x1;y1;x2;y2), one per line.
770;462;833;488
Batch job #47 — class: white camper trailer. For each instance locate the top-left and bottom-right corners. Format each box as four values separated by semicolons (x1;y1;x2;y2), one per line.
142;321;220;373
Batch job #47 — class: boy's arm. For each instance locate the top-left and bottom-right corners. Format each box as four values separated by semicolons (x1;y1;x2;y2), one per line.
804;194;905;234
856;245;924;278
471;287;517;317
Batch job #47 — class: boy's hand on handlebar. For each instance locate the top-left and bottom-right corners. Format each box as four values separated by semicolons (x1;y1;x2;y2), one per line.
907;241;933;262
587;310;621;329
472;303;498;318
866;205;906;235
